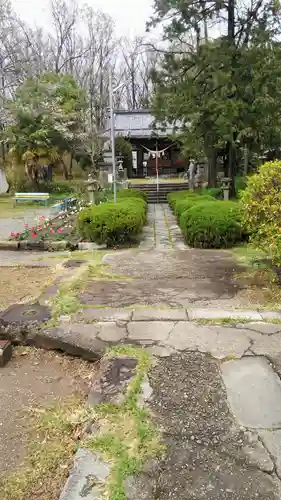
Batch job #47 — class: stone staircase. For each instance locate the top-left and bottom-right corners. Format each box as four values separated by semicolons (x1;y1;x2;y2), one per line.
131;182;189;204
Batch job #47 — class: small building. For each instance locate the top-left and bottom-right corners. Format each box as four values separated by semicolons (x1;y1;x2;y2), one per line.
103;109;186;178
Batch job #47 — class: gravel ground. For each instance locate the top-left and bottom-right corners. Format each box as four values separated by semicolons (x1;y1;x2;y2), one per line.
145;352;281;500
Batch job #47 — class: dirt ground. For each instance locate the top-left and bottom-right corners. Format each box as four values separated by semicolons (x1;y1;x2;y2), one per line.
0;347;94;493
0;266;56;310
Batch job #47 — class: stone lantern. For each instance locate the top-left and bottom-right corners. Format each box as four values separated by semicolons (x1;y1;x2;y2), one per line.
85;173;100;205
221;177;232;200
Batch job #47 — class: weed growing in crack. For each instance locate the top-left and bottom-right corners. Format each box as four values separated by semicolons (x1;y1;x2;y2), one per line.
83;346;164;500
162;206;174;248
196;317;251;326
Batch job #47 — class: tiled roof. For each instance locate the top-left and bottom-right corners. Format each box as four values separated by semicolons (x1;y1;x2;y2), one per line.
103;109;176;138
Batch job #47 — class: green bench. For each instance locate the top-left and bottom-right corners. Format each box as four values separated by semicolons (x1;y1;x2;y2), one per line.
13;192;50;207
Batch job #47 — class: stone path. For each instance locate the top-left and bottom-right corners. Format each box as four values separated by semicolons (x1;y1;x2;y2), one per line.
4;202;281;499
51;203;281;499
44;307;281;499
140;204;184;249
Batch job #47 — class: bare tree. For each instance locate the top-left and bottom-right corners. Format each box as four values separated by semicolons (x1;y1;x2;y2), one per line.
0;0;156;163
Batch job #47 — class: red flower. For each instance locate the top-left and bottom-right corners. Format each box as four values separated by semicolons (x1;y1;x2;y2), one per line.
37;226;41;231
31;233;37;238
31;226;35;230
10;232;15;237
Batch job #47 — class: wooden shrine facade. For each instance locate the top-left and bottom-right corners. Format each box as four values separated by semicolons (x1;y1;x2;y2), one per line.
103;109;185;178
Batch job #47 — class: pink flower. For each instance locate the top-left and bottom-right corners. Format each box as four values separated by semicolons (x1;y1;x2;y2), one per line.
57;228;63;233
16;232;20;237
31;226;35;231
24;223;28;228
10;232;15;237
31;233;37;238
40;216;45;220
51;229;55;233
37;226;41;231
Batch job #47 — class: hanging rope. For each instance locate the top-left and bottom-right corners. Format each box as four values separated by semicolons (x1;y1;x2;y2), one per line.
140;142;176;157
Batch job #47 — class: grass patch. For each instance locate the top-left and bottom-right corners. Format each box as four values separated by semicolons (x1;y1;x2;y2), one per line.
232;243;281;309
231;243;270;268
0;197;42;218
49;252;130;323
0;396;88;500
83;346;164;500
196;317;251;326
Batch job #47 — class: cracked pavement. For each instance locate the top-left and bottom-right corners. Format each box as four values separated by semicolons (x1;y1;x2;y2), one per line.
42;204;281;499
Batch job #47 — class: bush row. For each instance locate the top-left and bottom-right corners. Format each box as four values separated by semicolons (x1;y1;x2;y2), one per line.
240;160;281;266
179;200;243;248
168;189;244;249
77;189;147;246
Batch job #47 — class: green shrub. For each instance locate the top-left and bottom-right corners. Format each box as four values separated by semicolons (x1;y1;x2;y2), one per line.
77;197;147;246
235;176;247;195
199;187;223;199
167;191;198;212
240;160;281;265
117;188;147;203
179;200;243;248
175;195;214;221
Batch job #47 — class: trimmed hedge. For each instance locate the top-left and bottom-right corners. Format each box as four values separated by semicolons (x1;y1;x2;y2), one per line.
117;188;147;203
77;197;147;246
175;195;214;221
179;200;243;248
198;187;222;199
167;191;198;213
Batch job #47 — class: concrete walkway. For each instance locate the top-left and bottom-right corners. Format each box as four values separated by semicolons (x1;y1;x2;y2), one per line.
45;306;281;499
140;204;185;249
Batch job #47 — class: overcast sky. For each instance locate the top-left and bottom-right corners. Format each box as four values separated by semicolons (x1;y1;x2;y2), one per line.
11;0;154;38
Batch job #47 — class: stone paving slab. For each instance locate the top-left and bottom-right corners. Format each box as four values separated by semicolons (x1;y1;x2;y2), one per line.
251;332;281;357
259;430;281;479
59;448;110;500
132;308;187;321
164;322;258;359
33;324;108;360
243;437;274;473
188;308;263;321
259;310;281;320
148;351;281;500
221;357;281;428
237;322;281;335
127;321;175;344
75;307;133;323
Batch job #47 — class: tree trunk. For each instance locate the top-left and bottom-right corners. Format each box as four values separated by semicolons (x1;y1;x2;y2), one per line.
62;158;69;180
243;144;249;176
227;141;236;198
207;149;217;187
68;153;73;180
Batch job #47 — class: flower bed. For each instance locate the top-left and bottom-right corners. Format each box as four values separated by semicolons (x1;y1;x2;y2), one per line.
8;199;91;250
